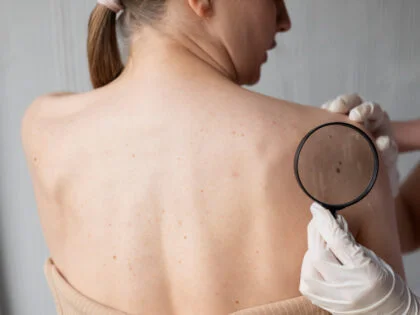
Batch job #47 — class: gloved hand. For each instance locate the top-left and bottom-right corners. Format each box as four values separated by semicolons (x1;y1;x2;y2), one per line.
300;202;420;314
321;94;400;197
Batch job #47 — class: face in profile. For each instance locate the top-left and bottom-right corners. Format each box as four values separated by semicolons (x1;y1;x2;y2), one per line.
212;0;291;85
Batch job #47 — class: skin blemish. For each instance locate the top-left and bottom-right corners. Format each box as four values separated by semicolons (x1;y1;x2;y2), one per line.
336;168;341;174
108;223;112;227
33;157;38;162
132;154;136;158
184;235;188;240
256;250;260;254
339;161;342;165
201;189;204;193
232;171;239;177
272;120;277;125
113;255;117;260
241;133;245;137
235;300;240;305
178;220;183;226
232;131;237;135
328;135;333;139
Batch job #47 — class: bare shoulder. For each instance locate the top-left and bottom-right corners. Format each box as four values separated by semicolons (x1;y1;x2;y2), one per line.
243;92;404;275
21;92;80;155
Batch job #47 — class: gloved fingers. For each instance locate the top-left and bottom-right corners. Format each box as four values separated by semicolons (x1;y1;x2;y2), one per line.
300;250;324;283
376;136;398;166
348;101;384;123
307;218;341;264
300;277;366;307
311;255;372;283
349;102;394;137
322;94;363;113
375;136;400;197
310;203;367;267
374;111;394;138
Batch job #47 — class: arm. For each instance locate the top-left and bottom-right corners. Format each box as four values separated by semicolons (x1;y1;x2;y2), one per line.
322;95;420;253
339;125;406;278
297;105;406;278
393;119;420;153
396;162;420;253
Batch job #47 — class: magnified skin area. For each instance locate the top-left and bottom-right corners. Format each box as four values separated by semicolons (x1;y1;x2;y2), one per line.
297;125;376;206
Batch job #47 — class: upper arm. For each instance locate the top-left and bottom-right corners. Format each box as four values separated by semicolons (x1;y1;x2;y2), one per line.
396;162;420;253
339;126;406;279
299;109;406;279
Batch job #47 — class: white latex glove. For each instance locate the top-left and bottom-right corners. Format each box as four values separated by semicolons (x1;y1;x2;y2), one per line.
300;202;420;314
322;94;400;197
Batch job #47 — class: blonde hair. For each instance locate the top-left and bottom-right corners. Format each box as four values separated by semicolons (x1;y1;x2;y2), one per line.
87;1;166;88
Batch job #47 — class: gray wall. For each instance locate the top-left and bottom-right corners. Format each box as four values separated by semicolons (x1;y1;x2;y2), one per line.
1;0;419;314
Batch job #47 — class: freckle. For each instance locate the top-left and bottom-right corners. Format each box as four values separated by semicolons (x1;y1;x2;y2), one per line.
113;255;117;260
178;260;182;264
272;120;277;125
339;161;342;165
232;171;239;177
184;235;187;240
201;189;204;193
178;220;183;226
33;157;38;162
241;133;244;137
232;131;236;135
336;168;341;174
256;250;260;254
108;224;112;227
235;300;240;304
162;209;165;214
132;154;136;158
328;135;333;139
88;233;91;239
129;264;133;271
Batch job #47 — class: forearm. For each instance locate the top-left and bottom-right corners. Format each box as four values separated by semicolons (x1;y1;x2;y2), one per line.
396;162;420;253
393;119;420;153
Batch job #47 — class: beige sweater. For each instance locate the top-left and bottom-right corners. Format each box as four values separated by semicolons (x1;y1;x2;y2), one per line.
45;259;329;315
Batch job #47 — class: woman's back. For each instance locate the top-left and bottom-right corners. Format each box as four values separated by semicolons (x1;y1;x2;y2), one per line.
21;1;404;314
22;51;404;314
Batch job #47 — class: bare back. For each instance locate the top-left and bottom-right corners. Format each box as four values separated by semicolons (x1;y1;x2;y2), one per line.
22;62;404;314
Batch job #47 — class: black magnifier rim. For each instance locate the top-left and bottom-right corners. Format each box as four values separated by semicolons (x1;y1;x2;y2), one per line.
294;122;380;211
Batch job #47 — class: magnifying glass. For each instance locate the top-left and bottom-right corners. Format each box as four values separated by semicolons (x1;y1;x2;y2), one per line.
294;122;380;217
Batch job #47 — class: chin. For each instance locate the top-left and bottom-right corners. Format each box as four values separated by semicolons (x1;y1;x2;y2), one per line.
241;68;262;86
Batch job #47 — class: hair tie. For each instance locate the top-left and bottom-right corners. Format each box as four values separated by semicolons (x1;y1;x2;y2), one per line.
97;0;124;13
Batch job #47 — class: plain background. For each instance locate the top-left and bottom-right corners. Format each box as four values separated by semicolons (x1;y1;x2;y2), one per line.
1;0;419;314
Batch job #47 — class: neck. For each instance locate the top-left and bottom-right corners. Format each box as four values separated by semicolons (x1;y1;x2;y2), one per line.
121;26;238;84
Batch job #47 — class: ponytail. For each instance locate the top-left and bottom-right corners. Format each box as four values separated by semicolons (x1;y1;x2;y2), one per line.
87;5;124;89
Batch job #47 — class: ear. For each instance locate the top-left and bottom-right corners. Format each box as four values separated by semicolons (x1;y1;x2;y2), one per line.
187;0;213;18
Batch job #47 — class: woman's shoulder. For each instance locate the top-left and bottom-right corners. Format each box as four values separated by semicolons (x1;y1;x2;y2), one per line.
21;91;92;155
